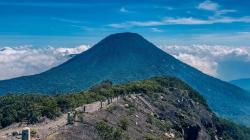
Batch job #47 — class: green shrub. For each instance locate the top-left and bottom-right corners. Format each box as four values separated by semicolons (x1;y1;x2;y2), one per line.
145;133;162;140
113;128;123;140
146;115;171;131
146;115;154;124
107;105;118;113
95;121;123;140
119;117;129;130
96;121;114;140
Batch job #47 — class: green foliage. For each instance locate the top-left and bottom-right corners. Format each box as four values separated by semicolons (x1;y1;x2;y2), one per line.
146;115;154;124
106;105;118;114
146;115;171;131
0;88;108;128
215;118;250;140
96;121;114;140
0;76;250;140
113;128;123;140
128;107;136;115
119;117;129;130
144;133;162;140
146;93;159;102
124;101;136;115
0;94;60;127
95;121;122;140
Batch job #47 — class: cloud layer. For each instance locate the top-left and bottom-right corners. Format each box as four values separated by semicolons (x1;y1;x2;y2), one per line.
160;45;250;80
108;16;250;28
1;44;250;81
0;45;89;80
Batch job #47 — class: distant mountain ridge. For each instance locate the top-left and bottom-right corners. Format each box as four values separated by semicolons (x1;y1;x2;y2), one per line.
231;78;250;92
0;32;250;125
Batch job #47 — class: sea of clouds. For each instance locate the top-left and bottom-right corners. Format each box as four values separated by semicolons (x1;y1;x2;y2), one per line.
160;45;250;80
0;44;250;81
0;45;89;80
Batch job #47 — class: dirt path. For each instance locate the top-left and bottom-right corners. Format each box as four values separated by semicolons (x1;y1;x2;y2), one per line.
0;96;122;140
0;114;67;139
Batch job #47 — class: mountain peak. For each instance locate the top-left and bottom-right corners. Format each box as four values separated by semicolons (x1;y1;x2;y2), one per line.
95;32;151;50
103;32;144;41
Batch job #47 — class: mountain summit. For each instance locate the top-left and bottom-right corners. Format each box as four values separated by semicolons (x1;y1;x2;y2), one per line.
0;32;250;125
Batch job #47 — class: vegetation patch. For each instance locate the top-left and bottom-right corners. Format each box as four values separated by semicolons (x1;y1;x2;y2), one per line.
146;114;171;131
119;117;129;130
95;121;122;140
0;76;250;140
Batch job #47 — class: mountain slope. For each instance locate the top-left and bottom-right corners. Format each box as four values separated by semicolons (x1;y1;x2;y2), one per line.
2;77;250;140
231;78;250;92
0;32;250;125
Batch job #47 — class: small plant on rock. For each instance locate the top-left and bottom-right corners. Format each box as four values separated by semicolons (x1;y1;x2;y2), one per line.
119;117;129;130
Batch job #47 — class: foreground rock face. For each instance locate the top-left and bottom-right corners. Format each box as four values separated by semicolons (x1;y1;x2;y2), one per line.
45;79;226;140
2;77;250;140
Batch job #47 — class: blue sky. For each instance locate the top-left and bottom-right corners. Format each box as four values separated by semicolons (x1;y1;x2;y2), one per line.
0;0;250;81
0;0;250;46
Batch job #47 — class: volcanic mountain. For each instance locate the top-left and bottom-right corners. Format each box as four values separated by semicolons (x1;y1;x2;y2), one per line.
0;32;250;125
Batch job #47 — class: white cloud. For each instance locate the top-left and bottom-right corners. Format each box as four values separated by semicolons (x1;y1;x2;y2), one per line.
176;53;218;76
154;6;174;10
55;45;89;56
197;0;237;16
108;21;164;28
165;16;250;25
150;28;164;32
108;16;250;28
120;7;129;13
109;0;243;28
163;17;211;25
159;45;250;80
0;45;89;80
197;0;219;11
215;9;237;16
